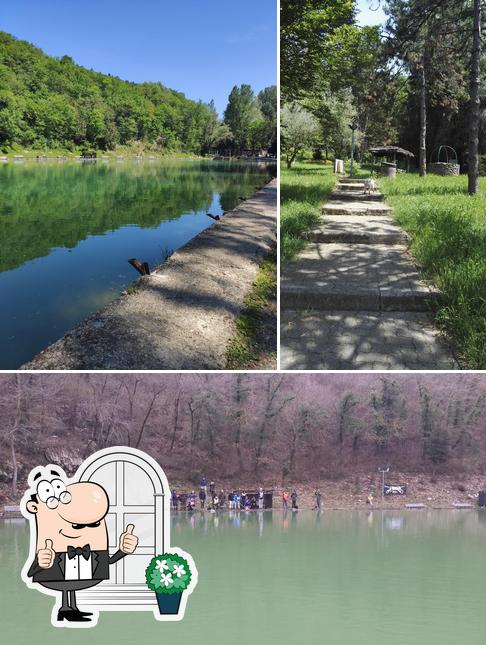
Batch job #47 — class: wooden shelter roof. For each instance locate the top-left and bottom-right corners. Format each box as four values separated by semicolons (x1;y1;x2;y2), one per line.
369;146;415;158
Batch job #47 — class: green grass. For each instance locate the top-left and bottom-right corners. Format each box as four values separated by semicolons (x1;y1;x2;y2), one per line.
225;248;277;369
378;173;486;368
280;161;338;263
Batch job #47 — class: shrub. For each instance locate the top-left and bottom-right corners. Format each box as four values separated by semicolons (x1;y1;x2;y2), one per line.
145;553;192;595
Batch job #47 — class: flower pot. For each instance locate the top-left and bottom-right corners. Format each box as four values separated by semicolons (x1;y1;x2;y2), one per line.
155;591;182;615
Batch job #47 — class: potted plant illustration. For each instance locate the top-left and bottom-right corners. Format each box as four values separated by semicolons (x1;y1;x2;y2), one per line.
145;553;193;615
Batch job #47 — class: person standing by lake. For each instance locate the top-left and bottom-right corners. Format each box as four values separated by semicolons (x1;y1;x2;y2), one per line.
258;487;264;510
171;489;178;511
209;481;216;499
282;490;289;510
200;476;208;495
367;493;374;508
291;490;298;511
314;489;322;510
199;488;206;509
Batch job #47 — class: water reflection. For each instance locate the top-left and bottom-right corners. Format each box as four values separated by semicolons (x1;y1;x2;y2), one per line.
0;160;275;368
2;511;486;645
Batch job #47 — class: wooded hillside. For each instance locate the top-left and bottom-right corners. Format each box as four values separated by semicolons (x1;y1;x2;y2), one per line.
0;32;276;154
0;374;485;501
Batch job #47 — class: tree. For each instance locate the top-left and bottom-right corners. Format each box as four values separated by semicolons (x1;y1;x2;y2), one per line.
468;0;482;194
336;391;363;452
306;89;357;160
385;0;472;176
257;86;277;152
280;0;355;100
281;102;320;167
370;378;406;453
223;84;257;153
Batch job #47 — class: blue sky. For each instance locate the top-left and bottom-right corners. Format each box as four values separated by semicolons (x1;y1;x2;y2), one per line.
2;0;277;115
356;0;386;26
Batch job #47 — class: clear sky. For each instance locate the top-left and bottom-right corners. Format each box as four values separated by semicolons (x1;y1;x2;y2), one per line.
2;0;277;115
356;0;386;26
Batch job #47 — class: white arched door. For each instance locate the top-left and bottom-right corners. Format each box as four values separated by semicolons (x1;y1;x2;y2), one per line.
76;449;167;611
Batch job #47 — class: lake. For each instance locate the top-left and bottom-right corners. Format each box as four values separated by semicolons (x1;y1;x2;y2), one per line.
0;159;275;368
1;510;484;644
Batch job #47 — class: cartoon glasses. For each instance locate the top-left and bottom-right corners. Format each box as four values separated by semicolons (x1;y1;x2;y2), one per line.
36;478;72;509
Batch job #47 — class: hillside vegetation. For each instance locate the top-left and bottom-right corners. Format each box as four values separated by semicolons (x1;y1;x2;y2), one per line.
1;374;485;502
0;32;276;155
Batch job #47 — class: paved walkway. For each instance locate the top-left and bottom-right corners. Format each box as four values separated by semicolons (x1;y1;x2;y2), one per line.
23;180;277;370
280;178;458;370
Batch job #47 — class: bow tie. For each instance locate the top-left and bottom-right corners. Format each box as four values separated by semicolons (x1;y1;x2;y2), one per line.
67;545;91;560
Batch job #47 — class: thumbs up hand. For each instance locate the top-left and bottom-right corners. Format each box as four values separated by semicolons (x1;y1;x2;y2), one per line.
119;523;138;555
38;539;55;569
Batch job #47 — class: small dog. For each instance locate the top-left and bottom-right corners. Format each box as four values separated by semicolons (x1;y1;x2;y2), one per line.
363;178;376;195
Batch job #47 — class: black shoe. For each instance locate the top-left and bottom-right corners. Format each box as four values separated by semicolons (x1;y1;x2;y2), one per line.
57;609;91;622
72;609;93;617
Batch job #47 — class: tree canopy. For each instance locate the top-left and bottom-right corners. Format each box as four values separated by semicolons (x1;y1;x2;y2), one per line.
280;0;485;184
0;32;276;155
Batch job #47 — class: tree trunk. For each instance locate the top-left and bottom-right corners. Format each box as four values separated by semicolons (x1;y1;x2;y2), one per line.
418;58;427;177
10;374;21;495
468;0;482;195
233;374;245;473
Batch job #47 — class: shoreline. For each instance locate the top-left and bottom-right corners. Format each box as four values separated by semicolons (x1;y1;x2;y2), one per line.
21;179;277;370
0;150;278;163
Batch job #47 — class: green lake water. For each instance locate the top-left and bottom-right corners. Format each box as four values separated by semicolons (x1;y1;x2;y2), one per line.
0;159;275;368
1;510;485;644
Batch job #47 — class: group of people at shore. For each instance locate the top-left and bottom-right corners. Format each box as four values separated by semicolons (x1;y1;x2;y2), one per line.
171;477;268;512
170;477;325;512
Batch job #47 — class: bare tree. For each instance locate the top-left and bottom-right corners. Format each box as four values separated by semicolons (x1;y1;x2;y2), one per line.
254;376;294;472
9;374;22;495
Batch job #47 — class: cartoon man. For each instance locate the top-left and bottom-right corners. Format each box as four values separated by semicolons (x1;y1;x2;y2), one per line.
22;466;139;624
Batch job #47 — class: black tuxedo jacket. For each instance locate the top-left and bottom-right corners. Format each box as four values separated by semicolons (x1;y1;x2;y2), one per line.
27;549;126;583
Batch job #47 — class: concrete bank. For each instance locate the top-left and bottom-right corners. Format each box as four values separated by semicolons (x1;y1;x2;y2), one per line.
22;179;277;370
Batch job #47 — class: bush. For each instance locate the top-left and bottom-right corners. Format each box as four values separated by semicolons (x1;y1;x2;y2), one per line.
145;553;192;595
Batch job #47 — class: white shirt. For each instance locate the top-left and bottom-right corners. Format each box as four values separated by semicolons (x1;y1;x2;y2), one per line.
65;553;93;581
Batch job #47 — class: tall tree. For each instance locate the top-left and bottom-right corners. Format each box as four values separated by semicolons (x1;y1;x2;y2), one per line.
223;85;257;153
468;0;482;194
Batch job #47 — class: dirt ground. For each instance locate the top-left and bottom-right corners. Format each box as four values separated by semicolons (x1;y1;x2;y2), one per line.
156;472;486;511
3;472;485;512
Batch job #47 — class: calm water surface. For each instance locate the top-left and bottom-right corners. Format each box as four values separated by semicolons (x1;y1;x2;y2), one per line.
0;159;275;368
1;510;484;644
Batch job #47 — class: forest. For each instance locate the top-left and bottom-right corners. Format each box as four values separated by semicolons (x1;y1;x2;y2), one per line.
281;0;485;183
1;374;485;501
0;31;276;155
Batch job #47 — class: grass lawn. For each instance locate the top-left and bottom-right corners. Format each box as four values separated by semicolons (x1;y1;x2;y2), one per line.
378;173;486;369
280;161;337;263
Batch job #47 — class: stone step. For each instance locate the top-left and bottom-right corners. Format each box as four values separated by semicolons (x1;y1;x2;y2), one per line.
330;190;384;202
280;310;457;370
323;200;392;216
310;215;408;245
338;177;367;184
281;243;441;312
338;182;367;191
